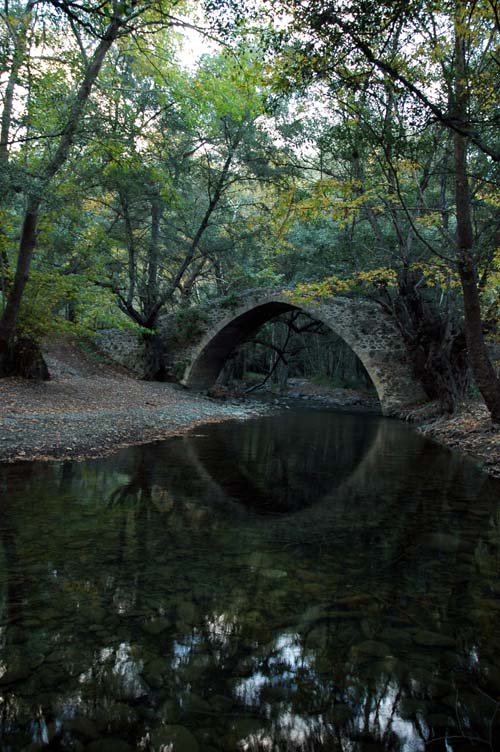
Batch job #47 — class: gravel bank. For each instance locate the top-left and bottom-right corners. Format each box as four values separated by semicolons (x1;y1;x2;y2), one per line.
415;403;500;479
0;340;272;463
0;395;271;463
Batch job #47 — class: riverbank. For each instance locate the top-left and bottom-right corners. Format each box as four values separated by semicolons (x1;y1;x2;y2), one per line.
415;403;500;480
1;340;499;476
0;340;271;464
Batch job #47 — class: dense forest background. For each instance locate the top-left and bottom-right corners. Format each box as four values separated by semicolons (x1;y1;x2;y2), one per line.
0;0;499;417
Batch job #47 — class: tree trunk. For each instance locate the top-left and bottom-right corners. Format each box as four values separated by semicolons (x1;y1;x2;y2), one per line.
121;193;137;307
146;193;162;313
142;329;167;381
1;337;50;379
453;26;500;422
0;1;35;165
0;197;43;376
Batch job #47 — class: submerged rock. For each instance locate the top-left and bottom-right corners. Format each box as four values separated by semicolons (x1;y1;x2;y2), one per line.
66;716;99;740
182;692;212;715
261;568;288;580
86;739;132;752
176;601;199;626
150;724;199;752
94;703;138;734
210;694;234;713
325;704;355;724
0;665;31;686
423;533;459;553
426;713;456;729
221;719;264;751
142;617;170;635
143;657;170;688
380;627;413;645
351;641;391;659
413;631;455;648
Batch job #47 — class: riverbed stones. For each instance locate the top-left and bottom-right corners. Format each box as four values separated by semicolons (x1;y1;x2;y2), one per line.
221;719;264;751
150;724;199;752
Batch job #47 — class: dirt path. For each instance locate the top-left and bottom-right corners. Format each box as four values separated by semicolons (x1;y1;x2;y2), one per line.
0;339;271;463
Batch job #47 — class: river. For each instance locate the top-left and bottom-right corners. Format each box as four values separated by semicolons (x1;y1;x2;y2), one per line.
0;408;499;751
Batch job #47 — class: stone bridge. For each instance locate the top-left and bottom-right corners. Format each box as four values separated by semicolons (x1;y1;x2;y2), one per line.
97;289;428;416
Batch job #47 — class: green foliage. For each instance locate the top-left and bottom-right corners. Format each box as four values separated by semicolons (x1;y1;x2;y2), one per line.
1;0;498;412
6;270;146;343
172;307;210;346
219;292;241;309
171;358;190;381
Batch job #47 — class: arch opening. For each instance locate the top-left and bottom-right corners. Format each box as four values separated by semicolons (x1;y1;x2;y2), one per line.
183;301;297;390
217;309;378;401
179;293;428;415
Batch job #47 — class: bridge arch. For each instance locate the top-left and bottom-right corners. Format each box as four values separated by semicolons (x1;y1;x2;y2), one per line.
180;292;427;416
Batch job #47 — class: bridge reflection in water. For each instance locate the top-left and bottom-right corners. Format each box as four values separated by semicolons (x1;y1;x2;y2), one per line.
0;408;499;751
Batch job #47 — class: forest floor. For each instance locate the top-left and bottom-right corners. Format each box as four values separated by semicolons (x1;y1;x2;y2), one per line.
0;338;272;463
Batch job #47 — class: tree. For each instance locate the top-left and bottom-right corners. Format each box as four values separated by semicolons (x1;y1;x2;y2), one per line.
258;0;500;420
0;0;184;377
80;48;294;376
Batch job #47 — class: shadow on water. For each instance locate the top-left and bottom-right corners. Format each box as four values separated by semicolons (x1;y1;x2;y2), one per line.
0;408;499;751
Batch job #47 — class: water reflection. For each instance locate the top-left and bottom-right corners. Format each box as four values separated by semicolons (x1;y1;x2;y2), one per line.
0;409;499;751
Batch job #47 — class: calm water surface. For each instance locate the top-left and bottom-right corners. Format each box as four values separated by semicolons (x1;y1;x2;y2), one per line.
0;409;499;751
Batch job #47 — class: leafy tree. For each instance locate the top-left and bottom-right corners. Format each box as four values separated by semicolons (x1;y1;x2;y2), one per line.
0;0;185;376
76;48;295;375
248;0;500;419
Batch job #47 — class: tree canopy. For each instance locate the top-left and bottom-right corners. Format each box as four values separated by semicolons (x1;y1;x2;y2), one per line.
1;0;499;417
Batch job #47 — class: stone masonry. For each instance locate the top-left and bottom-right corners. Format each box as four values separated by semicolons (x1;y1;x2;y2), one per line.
96;289;429;416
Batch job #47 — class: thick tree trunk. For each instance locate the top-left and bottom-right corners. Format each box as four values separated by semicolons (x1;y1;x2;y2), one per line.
0;198;44;376
143;330;167;381
0;337;49;379
458;251;500;421
0;197;39;342
121;194;137;307
453;29;500;422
